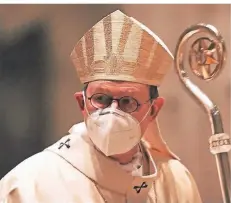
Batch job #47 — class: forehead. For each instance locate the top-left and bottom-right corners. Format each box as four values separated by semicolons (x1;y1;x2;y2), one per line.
86;80;149;95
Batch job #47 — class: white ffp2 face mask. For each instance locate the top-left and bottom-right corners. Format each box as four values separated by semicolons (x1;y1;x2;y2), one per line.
83;93;152;156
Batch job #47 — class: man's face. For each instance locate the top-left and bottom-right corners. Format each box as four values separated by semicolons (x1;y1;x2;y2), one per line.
75;80;164;136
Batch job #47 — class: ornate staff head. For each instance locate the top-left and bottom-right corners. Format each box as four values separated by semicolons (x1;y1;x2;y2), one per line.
175;24;226;82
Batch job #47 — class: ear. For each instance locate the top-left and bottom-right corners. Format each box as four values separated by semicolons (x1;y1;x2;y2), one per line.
74;91;84;111
151;97;165;119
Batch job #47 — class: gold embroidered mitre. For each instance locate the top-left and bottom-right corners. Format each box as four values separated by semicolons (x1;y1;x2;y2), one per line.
70;10;173;86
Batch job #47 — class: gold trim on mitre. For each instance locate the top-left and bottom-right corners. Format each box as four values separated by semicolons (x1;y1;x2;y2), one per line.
70;10;173;86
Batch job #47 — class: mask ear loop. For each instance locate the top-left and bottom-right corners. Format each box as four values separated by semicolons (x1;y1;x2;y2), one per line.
83;91;93;117
83;91;103;121
139;100;155;124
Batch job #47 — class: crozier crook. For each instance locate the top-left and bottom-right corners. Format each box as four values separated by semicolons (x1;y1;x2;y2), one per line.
174;23;231;203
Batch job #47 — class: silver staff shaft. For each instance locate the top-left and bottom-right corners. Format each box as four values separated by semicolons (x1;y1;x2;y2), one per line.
174;24;231;203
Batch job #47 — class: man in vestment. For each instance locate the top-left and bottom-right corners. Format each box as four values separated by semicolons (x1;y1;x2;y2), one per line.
0;10;202;203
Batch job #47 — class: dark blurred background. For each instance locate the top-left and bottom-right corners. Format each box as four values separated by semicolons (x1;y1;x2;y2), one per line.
0;4;229;203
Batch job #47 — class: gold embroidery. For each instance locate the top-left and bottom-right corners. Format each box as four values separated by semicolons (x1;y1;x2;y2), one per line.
70;10;173;86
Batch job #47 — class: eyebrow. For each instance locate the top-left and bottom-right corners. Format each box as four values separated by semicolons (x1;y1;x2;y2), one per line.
89;88;143;101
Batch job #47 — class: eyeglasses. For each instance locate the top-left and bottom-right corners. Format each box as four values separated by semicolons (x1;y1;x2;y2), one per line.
87;93;151;113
